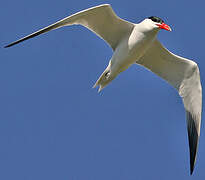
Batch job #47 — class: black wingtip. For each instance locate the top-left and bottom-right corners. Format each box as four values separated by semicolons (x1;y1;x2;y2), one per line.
4;45;10;48
4;42;18;48
4;42;17;48
186;111;200;176
190;167;194;175
190;152;195;175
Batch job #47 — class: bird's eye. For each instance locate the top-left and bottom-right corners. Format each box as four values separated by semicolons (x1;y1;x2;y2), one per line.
153;18;158;22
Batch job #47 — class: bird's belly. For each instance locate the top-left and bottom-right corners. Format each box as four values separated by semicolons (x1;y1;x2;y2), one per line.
128;32;156;60
111;33;155;73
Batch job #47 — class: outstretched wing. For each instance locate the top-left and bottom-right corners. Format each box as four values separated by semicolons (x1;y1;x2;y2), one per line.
4;4;134;50
137;40;202;174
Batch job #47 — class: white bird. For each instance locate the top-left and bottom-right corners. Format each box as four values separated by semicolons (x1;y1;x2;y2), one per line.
5;4;202;174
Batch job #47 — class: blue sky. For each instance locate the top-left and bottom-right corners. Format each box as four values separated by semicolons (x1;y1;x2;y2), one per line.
1;0;205;179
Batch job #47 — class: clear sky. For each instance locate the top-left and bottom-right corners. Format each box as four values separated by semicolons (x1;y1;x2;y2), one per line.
1;0;205;179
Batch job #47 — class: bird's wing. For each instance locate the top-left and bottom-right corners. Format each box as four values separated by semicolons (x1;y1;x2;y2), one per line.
137;39;202;174
5;4;134;50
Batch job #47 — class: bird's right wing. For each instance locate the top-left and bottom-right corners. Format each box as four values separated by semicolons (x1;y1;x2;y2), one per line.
137;39;202;174
5;4;134;50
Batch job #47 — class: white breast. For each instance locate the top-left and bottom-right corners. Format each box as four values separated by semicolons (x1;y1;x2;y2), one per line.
110;25;158;73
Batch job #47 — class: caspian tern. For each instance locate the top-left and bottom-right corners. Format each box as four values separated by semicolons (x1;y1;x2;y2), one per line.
5;4;202;175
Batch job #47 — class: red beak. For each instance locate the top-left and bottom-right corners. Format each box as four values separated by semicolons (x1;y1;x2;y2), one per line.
157;23;172;31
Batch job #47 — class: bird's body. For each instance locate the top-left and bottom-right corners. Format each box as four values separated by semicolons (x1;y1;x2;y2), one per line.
5;4;202;175
94;19;160;91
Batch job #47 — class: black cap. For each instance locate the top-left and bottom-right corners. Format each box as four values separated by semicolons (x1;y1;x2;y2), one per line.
148;16;164;24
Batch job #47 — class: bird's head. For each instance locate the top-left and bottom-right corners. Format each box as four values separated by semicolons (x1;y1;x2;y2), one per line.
147;16;172;31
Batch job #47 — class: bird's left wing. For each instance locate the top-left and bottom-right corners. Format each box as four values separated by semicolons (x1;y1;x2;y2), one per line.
4;4;134;50
137;39;202;174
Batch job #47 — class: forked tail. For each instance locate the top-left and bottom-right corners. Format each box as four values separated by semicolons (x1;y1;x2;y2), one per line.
93;68;111;92
93;60;119;93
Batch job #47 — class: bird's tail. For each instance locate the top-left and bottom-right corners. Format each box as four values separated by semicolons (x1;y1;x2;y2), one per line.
93;64;114;92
